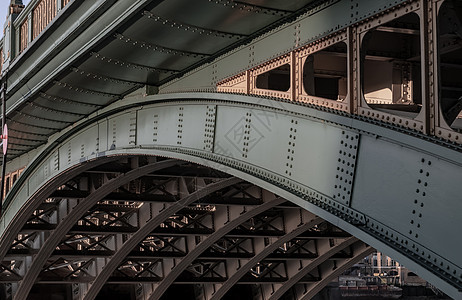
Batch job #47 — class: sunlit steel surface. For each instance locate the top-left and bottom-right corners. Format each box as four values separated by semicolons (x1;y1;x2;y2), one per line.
0;0;461;299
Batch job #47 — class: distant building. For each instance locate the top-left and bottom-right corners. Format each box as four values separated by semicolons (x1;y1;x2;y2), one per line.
358;251;427;286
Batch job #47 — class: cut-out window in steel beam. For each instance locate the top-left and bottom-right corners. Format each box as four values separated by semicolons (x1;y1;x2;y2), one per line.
256;64;291;92
250;54;293;100
361;12;422;118
438;0;462;132
303;41;348;101
296;32;349;112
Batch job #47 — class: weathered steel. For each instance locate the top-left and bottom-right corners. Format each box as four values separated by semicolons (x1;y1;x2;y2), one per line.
0;0;462;298
80;177;242;299
0;90;459;298
206;217;324;300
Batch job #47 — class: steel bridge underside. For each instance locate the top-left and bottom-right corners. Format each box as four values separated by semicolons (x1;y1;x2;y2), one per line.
0;93;460;299
1;0;462;299
2;154;372;300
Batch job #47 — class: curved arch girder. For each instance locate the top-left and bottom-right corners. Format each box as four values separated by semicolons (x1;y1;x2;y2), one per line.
13;159;181;299
299;243;373;300
81;177;242;299
266;237;359;300
143;197;287;299
207;217;324;300
1;93;462;298
147;205;321;299
0;156;120;261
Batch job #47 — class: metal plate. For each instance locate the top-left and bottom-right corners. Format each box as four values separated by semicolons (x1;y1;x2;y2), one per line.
99;38;203;71
153;0;282;35
58;124;99;167
352;135;423;232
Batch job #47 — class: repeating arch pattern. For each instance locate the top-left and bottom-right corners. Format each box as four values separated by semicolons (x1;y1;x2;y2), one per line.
207;217;324;300
81;176;243;299
3;0;462;297
0;153;369;300
14;159;181;299
1;93;461;299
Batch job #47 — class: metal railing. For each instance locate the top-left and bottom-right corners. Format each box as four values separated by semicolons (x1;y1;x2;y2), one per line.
1;0;71;69
31;0;58;41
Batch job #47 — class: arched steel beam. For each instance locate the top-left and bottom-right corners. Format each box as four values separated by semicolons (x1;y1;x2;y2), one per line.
0;156;120;261
267;237;358;300
3;92;462;298
82;176;242;300
299;242;373;300
146;195;287;299
208;217;324;300
14;159;181;300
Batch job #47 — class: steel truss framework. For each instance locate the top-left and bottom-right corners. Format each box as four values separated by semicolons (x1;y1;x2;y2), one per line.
217;0;462;143
2;0;462;162
0;0;461;299
0;156;369;300
0;91;460;299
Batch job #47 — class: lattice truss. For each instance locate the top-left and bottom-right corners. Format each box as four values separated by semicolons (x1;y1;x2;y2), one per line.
0;157;370;299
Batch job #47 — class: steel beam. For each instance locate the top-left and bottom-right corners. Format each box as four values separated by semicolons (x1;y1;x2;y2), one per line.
0;156;120;261
266;237;357;300
13;159;180;300
206;217;323;300
81;177;242;300
298;243;373;300
146;196;286;300
1;90;461;298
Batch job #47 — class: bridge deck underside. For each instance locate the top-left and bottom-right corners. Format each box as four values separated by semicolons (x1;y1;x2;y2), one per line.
5;0;322;160
0;93;460;299
1;0;462;299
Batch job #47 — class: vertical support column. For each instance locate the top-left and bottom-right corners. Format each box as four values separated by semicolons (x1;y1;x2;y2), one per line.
290;51;297;101
57;0;62;11
422;0;436;136
2;15;13;72
3;283;13;300
245;70;250;94
14;26;20;58
2;1;24;70
0;76;7;217
294;49;303;102
248;66;255;95
431;0;442;135
351;26;360;115
348;27;358;115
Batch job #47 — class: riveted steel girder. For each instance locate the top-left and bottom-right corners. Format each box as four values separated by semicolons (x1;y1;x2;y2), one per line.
0;152;367;300
79;177;243;299
0;92;461;298
3;0;462;298
13;159;182;300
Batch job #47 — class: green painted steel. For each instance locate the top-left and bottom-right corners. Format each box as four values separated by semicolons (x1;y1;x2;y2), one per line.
1;0;413;161
0;93;461;298
1;0;461;298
